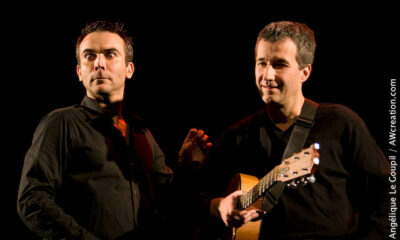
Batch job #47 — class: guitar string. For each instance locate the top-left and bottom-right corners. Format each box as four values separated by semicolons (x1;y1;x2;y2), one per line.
240;166;278;209
238;146;315;209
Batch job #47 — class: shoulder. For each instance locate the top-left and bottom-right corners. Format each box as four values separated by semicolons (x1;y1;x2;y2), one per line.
317;103;363;124
41;105;80;122
314;103;371;139
225;108;267;135
36;105;85;130
51;105;82;117
29;105;82;140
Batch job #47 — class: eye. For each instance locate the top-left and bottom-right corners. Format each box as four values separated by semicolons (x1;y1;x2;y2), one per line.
83;53;96;61
105;51;117;58
256;62;267;67
272;63;287;69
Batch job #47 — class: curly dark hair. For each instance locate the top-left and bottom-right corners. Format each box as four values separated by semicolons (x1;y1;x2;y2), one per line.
75;20;133;65
256;21;316;69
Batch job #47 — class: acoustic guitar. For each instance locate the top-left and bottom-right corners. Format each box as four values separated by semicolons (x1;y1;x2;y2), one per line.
228;143;320;240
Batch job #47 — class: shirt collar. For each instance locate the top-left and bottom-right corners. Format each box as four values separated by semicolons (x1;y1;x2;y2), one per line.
80;95;147;132
80;96;106;120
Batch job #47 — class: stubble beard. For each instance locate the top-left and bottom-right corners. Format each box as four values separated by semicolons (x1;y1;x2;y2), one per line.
88;82;112;103
96;89;111;102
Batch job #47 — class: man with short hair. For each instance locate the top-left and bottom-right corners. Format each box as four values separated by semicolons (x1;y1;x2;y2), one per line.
17;20;211;240
197;21;390;240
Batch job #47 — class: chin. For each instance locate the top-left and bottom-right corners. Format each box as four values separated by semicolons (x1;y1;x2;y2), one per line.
262;94;273;103
95;88;111;98
262;95;281;105
262;97;272;104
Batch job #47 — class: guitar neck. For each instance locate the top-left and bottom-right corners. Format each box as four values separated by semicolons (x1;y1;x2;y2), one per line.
236;143;320;210
237;166;279;210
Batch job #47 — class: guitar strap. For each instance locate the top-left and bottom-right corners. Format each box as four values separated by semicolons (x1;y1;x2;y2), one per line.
261;98;319;213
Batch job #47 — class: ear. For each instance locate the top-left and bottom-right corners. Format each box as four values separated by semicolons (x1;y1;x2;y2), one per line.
76;64;82;82
300;64;312;83
126;62;135;79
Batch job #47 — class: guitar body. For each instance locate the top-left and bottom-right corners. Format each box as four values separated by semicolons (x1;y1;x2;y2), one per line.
221;143;320;240
226;173;263;240
196;144;320;240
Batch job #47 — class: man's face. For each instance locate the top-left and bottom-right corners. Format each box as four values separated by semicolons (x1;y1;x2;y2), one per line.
255;38;310;106
77;31;134;102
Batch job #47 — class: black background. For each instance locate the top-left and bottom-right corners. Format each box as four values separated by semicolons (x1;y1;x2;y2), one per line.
7;3;398;239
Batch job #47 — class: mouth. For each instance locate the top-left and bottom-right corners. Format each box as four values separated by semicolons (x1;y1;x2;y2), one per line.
91;77;111;83
260;83;279;90
261;85;276;89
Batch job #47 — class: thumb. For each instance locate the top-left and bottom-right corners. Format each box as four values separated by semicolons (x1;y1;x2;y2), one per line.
181;141;193;151
179;142;193;160
230;190;246;200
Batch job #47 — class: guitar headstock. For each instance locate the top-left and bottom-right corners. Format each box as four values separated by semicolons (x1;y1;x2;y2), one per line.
276;143;320;187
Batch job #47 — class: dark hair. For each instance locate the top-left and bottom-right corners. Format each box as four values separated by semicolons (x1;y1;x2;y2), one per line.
75;20;133;65
256;21;316;69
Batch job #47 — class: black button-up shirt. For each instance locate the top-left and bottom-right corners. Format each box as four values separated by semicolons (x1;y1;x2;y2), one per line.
17;96;173;240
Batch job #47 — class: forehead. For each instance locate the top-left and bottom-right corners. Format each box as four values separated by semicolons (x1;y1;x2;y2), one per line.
79;31;125;52
256;38;298;60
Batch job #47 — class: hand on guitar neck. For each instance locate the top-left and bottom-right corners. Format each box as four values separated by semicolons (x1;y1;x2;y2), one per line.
210;190;259;228
209;143;320;239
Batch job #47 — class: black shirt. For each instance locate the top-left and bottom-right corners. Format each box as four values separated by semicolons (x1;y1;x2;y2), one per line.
17;96;173;240
198;101;390;240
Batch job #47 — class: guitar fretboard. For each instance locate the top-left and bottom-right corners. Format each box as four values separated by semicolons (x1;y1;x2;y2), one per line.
238;166;281;210
236;143;319;210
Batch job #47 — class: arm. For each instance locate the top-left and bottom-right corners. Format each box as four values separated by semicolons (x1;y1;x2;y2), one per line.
192;127;259;229
144;129;173;184
17;112;100;240
347;112;391;239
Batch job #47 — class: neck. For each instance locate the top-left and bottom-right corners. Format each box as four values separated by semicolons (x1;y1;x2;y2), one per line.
94;98;124;121
267;95;305;130
88;92;123;117
87;87;125;114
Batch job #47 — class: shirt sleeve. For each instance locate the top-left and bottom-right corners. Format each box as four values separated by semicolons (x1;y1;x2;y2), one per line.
144;129;173;184
346;110;391;239
17;111;101;240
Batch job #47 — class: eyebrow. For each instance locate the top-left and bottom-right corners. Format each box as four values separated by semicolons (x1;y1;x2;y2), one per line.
82;48;120;54
272;57;290;64
256;57;290;64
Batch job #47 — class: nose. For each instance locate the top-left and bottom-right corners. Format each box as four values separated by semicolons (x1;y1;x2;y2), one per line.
94;54;105;71
263;64;275;81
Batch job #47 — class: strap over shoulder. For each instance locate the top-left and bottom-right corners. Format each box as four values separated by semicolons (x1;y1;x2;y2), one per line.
262;98;319;212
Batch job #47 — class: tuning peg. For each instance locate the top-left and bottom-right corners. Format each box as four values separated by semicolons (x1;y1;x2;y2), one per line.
313;157;320;165
298;177;308;186
313;143;320;150
307;175;316;183
287;181;297;189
